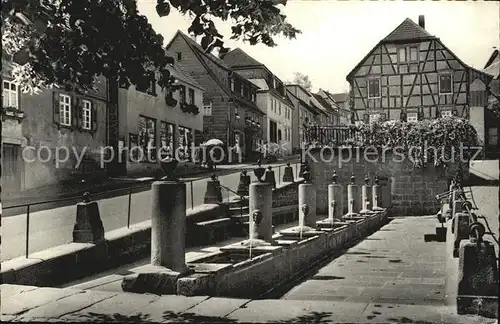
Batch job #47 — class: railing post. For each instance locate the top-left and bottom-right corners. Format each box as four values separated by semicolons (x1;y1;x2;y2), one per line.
190;181;194;209
127;188;132;229
25;205;30;258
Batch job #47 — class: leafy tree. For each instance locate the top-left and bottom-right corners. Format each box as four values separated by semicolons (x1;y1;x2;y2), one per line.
2;0;300;94
287;72;312;91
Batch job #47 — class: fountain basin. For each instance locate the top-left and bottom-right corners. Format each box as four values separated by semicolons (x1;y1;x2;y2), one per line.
122;210;388;298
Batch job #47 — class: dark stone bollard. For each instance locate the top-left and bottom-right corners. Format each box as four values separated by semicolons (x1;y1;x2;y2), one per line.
299;162;308;178
237;170;251;196
453;212;470;258
73;192;105;244
282;162;294;183
204;174;222;204
457;240;499;318
263;166;276;189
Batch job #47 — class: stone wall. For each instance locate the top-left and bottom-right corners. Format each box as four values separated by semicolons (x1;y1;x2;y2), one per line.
305;148;466;216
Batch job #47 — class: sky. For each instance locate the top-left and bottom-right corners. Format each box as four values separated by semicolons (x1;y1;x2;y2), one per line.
138;0;500;94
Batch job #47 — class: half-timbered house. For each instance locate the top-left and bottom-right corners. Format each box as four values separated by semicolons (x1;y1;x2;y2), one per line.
346;15;492;132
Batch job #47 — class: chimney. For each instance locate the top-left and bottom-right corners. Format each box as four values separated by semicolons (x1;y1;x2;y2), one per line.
418;15;425;29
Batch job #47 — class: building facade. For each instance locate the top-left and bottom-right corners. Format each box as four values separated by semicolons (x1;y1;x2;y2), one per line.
483;49;500;158
2;58;109;198
317;90;352;126
222;48;294;156
166;31;264;162
311;92;339;125
117;60;205;177
346;16;491;131
286;84;322;149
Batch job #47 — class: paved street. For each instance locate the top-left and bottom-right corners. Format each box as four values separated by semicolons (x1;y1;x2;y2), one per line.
1;162;298;262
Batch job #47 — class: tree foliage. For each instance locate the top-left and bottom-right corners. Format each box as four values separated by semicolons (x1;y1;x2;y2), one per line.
287;72;312;91
2;0;300;94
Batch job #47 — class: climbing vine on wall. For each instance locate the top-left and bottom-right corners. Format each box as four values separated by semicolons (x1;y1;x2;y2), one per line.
306;117;478;168
348;117;478;167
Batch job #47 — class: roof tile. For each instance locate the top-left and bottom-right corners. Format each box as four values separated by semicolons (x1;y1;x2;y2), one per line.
382;18;434;42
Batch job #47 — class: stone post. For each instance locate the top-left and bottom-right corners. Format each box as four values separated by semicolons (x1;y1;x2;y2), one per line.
204;174;222;204
299;181;317;228
345;174;359;218
359;175;372;214
237;170;251;196
150;181;189;273
328;171;343;221
372;176;384;211
264;166;276;189
73;192;105;244
282;162;294;183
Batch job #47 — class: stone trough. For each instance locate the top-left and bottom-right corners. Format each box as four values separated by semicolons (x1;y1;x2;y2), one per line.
123;209;387;298
121;165;389;298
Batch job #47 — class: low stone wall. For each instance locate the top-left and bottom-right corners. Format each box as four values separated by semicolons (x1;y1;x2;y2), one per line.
305;148;466;216
177;211;388;297
1;204;225;287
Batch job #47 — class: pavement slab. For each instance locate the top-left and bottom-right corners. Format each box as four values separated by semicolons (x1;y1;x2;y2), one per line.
226;299;368;323
1;286;83;316
185;297;250;318
131;295;209;323
15;289;119;321
58;292;160;322
0;284;39;299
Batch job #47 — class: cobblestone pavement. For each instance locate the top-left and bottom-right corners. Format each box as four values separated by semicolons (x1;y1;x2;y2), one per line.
2;215;496;323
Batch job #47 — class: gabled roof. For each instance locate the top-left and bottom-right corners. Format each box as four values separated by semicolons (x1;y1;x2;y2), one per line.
484;49;499;69
286;89;316;114
166;30;262;114
222;48;264;67
328;92;349;103
347;17;438;80
484;61;500;79
249;78;269;91
312;93;336;113
382;18;434;43
167;63;205;92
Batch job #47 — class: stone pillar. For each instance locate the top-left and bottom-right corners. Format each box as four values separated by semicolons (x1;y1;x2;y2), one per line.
73;193;105;243
328;171;343;221
150;181;189;273
299;182;317;228
372;176;384;211
282;162;294;183
359;175;372;214
241;180;274;248
345;174;359;218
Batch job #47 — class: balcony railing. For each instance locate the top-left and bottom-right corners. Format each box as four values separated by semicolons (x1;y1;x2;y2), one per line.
302;125;363;148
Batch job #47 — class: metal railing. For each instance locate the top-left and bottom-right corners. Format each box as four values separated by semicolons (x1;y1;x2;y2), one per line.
2;160;301;260
303;125;362;147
